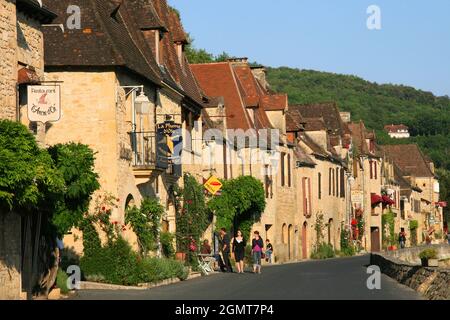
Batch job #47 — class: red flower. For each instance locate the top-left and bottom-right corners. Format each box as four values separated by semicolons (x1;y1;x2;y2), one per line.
116;198;120;202
102;206;106;211
113;221;118;225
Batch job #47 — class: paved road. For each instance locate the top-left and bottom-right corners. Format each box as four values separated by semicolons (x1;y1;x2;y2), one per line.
73;255;422;300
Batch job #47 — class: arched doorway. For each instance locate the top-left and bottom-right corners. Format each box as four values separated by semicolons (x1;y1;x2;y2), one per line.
328;218;334;247
302;222;308;259
125;194;135;210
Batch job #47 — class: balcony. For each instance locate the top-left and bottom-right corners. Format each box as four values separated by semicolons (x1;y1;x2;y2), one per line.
129;131;181;180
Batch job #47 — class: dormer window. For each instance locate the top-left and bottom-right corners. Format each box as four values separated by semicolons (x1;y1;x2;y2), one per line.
176;42;184;67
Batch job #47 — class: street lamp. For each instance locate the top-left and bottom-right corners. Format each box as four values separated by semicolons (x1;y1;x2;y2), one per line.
135;90;151;114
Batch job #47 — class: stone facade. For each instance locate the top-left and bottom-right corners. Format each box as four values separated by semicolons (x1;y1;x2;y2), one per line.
0;0;52;300
0;212;22;300
0;0;18;120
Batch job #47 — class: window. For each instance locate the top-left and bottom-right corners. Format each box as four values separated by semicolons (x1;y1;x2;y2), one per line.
287;154;292;187
332;169;335;196
353;160;358;178
340;168;345;198
281;152;286;187
223;142;228;180
335;167;339;198
302;177;312;217
374;161;378;180
318;173;322;200
329;168;332;196
264;165;271;199
369;160;373;179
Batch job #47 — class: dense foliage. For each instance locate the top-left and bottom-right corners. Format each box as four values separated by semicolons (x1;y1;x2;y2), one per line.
382;211;396;248
48;143;100;236
175;174;210;265
208;176;266;238
0;120;64;213
80;237;188;286
125;198;165;256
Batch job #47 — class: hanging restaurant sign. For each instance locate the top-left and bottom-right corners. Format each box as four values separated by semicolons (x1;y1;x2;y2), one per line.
27;85;61;123
156;120;183;171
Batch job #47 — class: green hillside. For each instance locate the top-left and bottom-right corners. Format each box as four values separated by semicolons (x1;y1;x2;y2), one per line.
266;67;450;171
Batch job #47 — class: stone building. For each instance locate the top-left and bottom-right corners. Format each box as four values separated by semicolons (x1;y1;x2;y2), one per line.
40;0;205;253
348;121;383;252
384;124;410;139
287;103;351;257
0;0;55;300
191;60;299;263
382;144;443;244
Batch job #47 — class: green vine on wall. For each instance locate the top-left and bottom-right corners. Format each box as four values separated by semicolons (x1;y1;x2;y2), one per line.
125;198;164;257
207;176;266;239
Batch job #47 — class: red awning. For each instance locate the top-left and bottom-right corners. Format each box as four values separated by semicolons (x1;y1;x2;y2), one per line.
371;194;383;206
382;195;395;206
18;67;41;85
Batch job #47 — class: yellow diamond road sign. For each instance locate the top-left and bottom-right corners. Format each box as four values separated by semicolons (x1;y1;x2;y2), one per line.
204;176;223;196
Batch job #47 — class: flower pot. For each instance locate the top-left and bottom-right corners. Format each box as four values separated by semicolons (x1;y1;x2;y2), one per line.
175;252;186;262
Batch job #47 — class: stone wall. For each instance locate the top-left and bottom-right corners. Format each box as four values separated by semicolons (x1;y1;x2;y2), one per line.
0;212;22;300
0;0;17;120
371;247;450;300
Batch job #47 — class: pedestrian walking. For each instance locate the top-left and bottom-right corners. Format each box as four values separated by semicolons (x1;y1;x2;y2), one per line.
232;230;246;274
399;228;407;249
252;231;264;274
265;239;273;263
219;228;233;273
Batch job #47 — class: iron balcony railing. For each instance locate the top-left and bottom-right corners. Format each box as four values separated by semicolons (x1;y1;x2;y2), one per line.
129;131;156;167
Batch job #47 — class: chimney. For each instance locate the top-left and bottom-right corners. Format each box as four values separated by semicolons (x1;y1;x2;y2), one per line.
227;57;248;64
251;66;269;91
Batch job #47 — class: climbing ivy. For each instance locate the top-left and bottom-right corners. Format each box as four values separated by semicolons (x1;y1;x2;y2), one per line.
175;174;210;265
208;176;266;238
382;211;396;248
126;198;165;256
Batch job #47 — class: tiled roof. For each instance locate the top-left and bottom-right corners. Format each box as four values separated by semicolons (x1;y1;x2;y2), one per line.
294;146;316;167
17;0;57;23
381;144;434;178
261;94;288;111
384;124;409;133
291;102;348;136
130;0;167;31
303;117;326;132
191;63;253;131
152;0;204;108
43;0;162;84
348;121;370;155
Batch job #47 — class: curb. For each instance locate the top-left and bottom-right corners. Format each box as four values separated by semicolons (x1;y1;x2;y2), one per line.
78;271;205;291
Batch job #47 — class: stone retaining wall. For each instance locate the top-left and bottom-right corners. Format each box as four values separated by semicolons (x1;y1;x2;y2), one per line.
371;253;449;300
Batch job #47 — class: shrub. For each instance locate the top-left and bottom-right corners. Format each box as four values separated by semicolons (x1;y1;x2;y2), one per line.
419;249;438;260
139;258;189;283
56;269;69;294
160;232;175;258
311;243;335;260
80;237;141;286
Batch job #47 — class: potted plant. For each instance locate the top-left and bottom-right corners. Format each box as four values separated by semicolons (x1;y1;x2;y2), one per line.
419;249;438;267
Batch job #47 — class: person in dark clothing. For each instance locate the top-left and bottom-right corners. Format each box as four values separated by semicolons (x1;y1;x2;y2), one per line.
265;239;273;263
252;231;264;274
219;228;233;273
399;228;407;249
232;230;246;274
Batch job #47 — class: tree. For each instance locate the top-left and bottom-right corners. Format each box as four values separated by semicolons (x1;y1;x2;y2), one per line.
0;120;64;213
208;176;266;238
47;143;100;236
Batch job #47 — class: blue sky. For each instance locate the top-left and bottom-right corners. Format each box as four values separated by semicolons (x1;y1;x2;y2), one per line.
169;0;450;97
